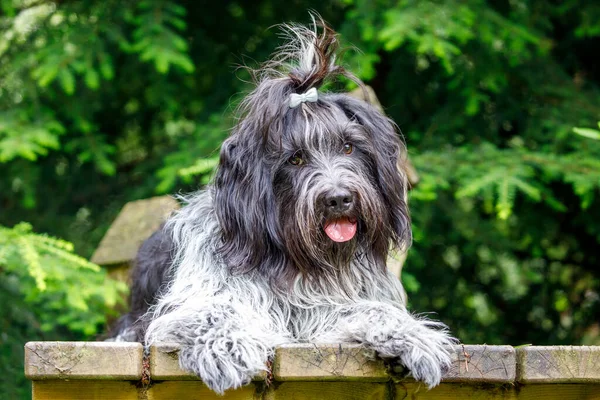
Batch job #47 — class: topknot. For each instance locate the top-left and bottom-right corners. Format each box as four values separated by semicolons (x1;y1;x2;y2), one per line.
258;13;361;94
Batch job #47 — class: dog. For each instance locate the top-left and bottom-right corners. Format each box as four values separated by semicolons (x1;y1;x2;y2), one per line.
112;17;456;394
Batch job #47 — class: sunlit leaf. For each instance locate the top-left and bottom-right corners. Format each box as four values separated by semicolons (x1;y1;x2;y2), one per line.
84;68;100;89
573;127;600;140
58;69;76;95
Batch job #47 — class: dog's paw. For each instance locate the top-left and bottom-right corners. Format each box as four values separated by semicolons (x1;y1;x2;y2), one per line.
378;323;455;388
179;340;268;394
396;343;451;388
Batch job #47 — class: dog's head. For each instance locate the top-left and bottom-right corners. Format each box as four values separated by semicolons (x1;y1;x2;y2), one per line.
214;18;410;284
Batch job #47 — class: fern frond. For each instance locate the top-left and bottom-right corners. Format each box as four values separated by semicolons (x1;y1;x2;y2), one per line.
414;143;600;219
455;169;506;198
511;176;541;202
34;241;100;271
496;175;517;220
17;236;46;291
30;232;75;252
178;156;219;178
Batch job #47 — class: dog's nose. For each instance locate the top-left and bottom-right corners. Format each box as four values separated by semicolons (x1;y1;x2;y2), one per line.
324;190;353;213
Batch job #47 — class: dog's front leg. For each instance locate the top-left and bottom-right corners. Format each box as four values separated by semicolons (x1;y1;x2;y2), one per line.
147;303;278;394
339;302;456;388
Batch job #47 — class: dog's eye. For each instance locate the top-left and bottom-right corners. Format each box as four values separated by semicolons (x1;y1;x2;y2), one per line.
288;153;304;166
342;143;353;155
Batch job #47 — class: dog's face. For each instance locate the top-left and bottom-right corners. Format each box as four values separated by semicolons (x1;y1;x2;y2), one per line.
214;90;410;284
271;99;403;273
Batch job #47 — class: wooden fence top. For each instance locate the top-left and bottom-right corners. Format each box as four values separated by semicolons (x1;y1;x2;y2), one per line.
25;342;600;399
25;342;600;383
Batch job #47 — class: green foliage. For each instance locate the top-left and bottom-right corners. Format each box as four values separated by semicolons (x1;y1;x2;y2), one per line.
337;0;600;346
0;222;127;399
128;1;195;74
0;110;64;162
1;0;600;397
379;1;478;74
412;144;594;220
0;222;127;334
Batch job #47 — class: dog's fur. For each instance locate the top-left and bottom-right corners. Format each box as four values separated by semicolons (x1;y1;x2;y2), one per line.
112;18;455;394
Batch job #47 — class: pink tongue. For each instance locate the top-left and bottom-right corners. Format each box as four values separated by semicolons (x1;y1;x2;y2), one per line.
324;218;357;242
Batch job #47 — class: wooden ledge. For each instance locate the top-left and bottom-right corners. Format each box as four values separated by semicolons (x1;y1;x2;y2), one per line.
517;346;600;383
26;342;600;384
25;342;143;380
273;344;389;382
25;342;600;400
150;343;516;383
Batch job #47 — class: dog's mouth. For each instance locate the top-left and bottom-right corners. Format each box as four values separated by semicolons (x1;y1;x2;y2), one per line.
323;217;357;243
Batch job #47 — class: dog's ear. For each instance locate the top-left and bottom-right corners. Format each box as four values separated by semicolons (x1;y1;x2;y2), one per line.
338;97;412;251
213;119;284;274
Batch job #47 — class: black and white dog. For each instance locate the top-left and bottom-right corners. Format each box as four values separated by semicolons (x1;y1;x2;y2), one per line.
112;18;455;394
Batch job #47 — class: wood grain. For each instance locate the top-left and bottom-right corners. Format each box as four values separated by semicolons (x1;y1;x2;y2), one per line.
147;381;258;400
32;381;138;400
445;345;516;383
25;341;143;380
273;344;388;381
264;382;387;400
517;346;600;383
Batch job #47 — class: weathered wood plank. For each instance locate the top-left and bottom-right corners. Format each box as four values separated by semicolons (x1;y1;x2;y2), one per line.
147;381;258;400
32;381;138;400
445;345;516;383
517;384;600;400
395;383;599;399
394;383;517;400
517;346;600;383
33;380;600;400
264;382;388;400
150;344;518;383
273;344;516;383
25;342;143;380
273;344;388;381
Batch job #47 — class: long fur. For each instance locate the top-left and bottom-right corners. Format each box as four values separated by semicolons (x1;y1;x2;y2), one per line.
112;16;456;394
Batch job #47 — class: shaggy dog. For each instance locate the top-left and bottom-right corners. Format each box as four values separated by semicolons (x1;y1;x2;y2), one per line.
112;18;455;394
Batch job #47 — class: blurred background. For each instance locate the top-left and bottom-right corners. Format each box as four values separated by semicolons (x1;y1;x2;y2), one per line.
1;0;600;397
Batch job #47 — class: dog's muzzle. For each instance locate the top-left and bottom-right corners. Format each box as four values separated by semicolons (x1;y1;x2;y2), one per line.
321;189;358;242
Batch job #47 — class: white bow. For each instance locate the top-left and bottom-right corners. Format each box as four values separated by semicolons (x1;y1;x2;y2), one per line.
289;87;318;108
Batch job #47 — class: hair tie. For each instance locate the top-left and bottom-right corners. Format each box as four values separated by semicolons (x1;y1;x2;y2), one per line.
289;88;318;108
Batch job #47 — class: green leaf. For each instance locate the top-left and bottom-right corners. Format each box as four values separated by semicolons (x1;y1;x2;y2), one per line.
84;68;100;89
178;157;219;178
573;127;600;140
155;56;170;74
401;272;421;293
172;54;195;73
34;64;60;87
99;56;115;80
511;177;541;202
496;175;515;220
58;69;76;95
